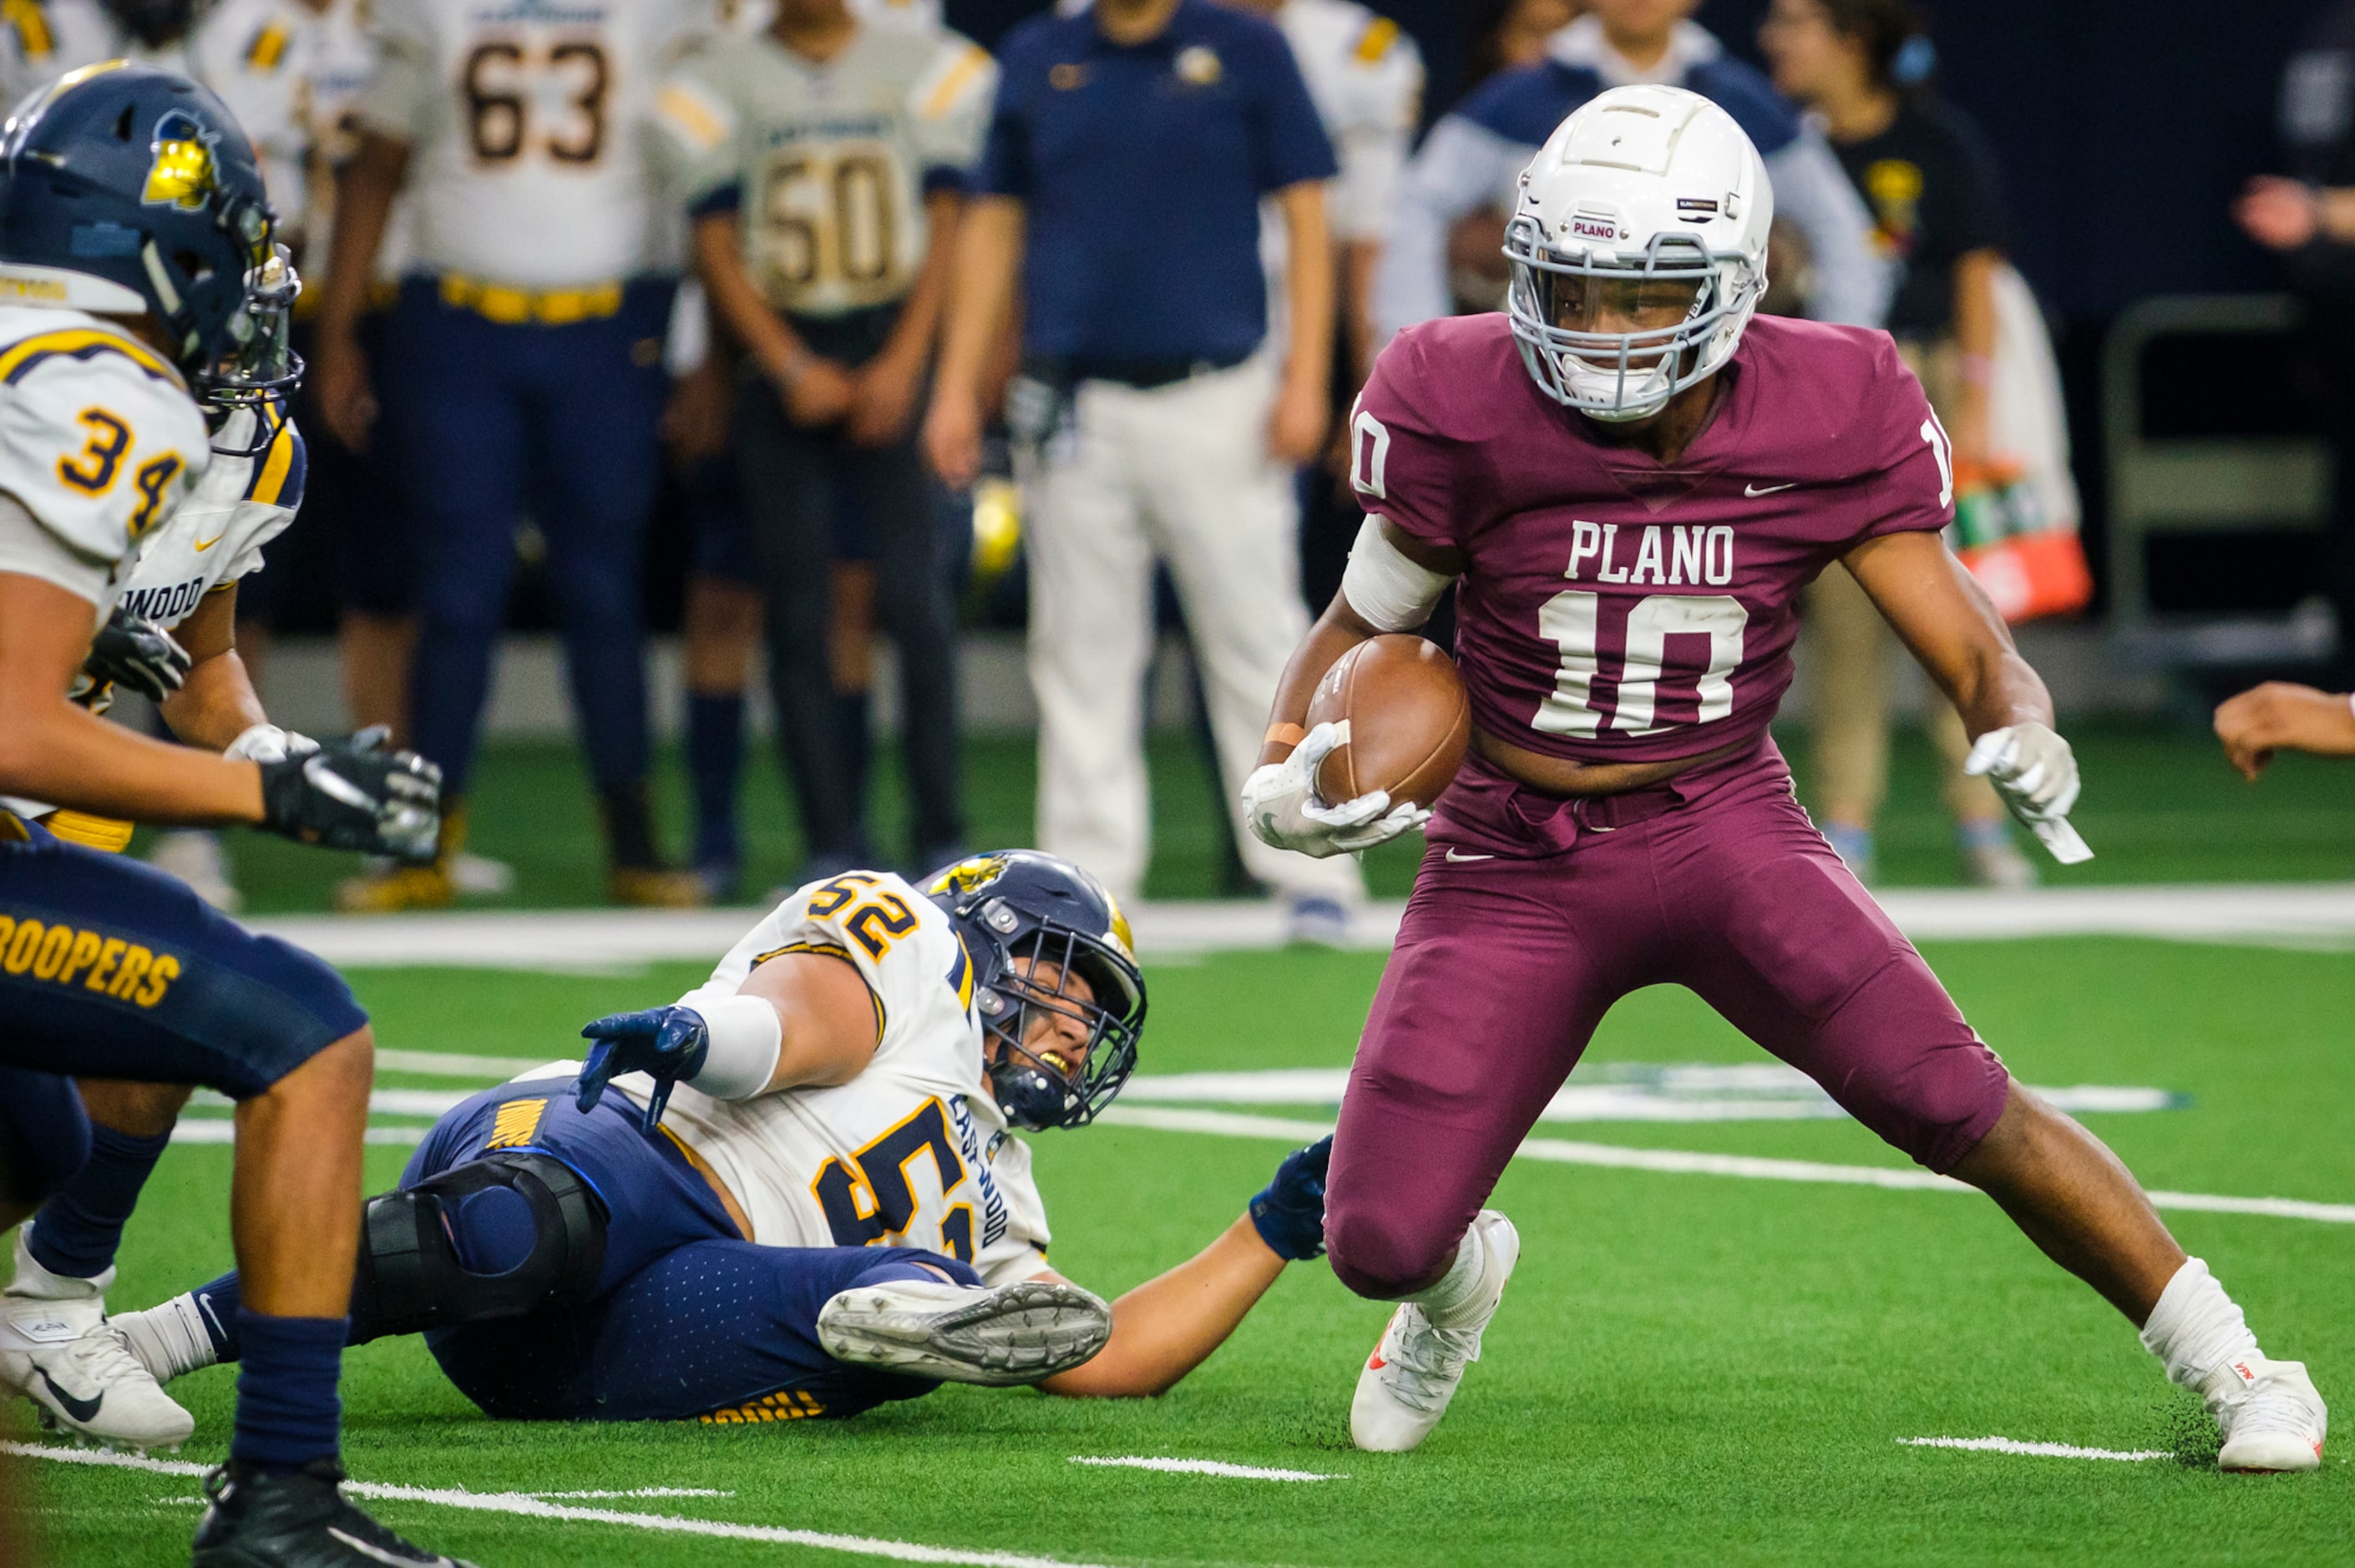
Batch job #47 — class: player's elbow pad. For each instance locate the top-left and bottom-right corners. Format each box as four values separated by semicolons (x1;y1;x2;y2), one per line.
688;994;782;1100
1340;515;1452;631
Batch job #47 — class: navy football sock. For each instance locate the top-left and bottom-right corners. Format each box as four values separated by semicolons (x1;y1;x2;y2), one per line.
686;691;745;867
26;1123;170;1278
190;1272;245;1359
231;1310;344;1473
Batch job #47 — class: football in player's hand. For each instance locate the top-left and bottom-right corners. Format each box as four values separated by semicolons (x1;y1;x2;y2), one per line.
1306;635;1470;810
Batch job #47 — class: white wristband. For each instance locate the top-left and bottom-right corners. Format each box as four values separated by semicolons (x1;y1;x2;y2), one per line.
1340;514;1452;632
687;994;782;1100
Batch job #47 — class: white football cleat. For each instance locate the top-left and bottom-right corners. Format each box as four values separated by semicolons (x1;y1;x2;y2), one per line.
818;1277;1111;1386
1351;1210;1519;1454
1;1232;193;1449
2204;1353;2327;1473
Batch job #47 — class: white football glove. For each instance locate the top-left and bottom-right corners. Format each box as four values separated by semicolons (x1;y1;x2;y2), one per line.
224;723;320;766
1964;721;2093;864
1240;721;1431;859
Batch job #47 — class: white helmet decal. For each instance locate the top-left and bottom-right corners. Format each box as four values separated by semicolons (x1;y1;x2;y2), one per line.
1504;84;1775;422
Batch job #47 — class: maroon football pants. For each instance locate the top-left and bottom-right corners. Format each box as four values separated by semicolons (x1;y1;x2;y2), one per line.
1324;738;2012;1299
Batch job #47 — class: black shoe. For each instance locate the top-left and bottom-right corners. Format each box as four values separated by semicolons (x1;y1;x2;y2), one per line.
191;1459;477;1567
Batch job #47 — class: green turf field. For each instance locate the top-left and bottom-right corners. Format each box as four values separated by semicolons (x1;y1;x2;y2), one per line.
184;717;2355;911
23;933;2353;1565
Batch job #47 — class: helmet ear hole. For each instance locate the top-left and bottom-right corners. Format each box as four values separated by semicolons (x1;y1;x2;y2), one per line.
110;106;134;143
172;248;204;280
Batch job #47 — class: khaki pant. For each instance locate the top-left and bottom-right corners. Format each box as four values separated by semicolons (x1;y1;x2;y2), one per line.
1801;339;2004;829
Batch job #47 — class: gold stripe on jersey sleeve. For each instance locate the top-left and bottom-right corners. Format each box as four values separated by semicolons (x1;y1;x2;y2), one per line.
249;418;298;504
246;18;290;69
654;82;727;153
1355;15;1400;63
40;811;133;853
0;328;180;388
921;44;992;121
3;0;50;58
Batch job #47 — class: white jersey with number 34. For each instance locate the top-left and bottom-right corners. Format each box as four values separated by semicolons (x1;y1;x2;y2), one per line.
361;0;716;286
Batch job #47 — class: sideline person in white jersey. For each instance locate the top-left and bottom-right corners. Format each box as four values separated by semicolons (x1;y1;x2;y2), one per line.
318;0;713;912
926;0;1367;941
119;852;1340;1422
656;0;991;881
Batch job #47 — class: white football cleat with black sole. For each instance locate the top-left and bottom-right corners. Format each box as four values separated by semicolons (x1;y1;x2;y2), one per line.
818;1277;1111;1385
1351;1210;1519;1454
1;1230;193;1449
2205;1353;2327;1473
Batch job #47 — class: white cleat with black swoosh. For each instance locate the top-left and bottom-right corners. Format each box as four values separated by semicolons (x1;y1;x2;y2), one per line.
1;1226;192;1449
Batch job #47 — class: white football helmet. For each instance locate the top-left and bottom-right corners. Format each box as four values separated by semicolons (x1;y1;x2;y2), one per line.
1504;85;1773;422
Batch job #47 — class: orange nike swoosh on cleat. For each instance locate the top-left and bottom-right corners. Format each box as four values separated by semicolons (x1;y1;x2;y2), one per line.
191;533;225;552
1367;1353;1385;1369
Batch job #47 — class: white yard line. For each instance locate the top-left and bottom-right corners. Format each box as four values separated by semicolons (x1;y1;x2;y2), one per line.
5;1444;1112;1568
1067;1457;1344;1482
243;883;2355;972
1900;1436;2175;1463
1096;1107;2355;1224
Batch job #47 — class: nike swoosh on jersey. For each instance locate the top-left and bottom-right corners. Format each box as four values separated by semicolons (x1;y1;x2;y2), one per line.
1744;482;1799;497
1443;849;1494;862
37;1370;102;1424
191;533;225;552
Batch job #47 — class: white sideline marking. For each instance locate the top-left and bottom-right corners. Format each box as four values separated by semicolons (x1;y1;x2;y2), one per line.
1096;1107;2355;1224
1902;1436;2174;1463
526;1488;735;1500
1122;1065;2185;1124
1068;1456;1344;1482
242;883;2355;972
169;1120;426;1146
376;1048;564;1079
5;1443;1112;1568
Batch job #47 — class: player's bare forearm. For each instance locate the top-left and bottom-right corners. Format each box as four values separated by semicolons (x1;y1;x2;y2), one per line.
1032;1216;1287;1398
2213;681;2355;780
317;132;408;337
692;213;813;383
1276;180;1336;398
1341;240;1381;387
879;190;962;372
934;197;1023;403
1261;523;1463;765
0;574;263;823
1843;529;2052;739
157;587;269;751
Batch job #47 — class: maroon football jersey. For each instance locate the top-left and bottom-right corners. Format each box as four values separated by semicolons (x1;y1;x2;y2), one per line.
1348;313;1956;765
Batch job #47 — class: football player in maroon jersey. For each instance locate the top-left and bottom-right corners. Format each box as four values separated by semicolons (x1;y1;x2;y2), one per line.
1244;85;2327;1469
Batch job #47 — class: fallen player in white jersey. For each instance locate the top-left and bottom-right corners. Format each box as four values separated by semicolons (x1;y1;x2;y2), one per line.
117;850;1337;1421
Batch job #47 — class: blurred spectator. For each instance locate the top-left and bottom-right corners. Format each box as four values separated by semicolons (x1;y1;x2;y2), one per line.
2215;681;2355;776
1442;0;1580;315
317;0;709;909
660;0;992;883
2238;0;2355;675
925;0;1365;936
1373;0;1890;342
1761;0;2033;888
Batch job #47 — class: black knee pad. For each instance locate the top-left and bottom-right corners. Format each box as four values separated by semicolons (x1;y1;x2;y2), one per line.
351;1151;607;1342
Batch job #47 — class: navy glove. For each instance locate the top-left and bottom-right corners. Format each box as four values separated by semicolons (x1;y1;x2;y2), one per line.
577;1005;711;1133
84;606;191;701
1248;1136;1333;1261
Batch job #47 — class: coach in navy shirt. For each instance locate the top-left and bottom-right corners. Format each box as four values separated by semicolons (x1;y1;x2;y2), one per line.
924;0;1367;933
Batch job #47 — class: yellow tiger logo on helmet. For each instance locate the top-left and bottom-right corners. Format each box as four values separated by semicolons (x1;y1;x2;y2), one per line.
928;855;1010;898
141;109;217;211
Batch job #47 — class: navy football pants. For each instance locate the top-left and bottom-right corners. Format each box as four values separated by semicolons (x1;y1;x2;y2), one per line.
408;1081;977;1422
0;817;367;1199
389;277;672;797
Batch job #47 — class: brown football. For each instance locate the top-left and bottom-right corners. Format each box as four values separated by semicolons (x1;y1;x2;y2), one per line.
1305;635;1471;810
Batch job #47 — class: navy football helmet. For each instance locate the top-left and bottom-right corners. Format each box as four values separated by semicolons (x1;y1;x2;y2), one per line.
0;62;300;414
924;851;1146;1131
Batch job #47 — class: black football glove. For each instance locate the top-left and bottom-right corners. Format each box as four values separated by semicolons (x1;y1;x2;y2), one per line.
1248;1135;1334;1261
256;727;441;860
576;1005;711;1132
83;606;192;701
